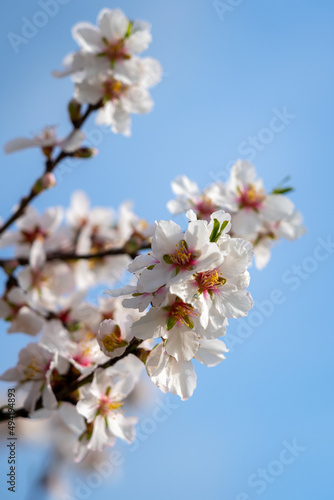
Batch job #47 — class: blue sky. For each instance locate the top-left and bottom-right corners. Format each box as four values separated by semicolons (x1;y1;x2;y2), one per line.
0;0;334;499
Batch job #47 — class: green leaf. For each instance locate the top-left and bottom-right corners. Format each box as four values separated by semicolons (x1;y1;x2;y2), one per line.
209;218;220;242
125;21;133;38
210;218;229;242
147;264;155;270
272;187;294;195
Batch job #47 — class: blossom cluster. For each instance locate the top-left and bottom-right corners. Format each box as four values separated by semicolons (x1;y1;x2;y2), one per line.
0;7;305;468
0;191;153;460
54;8;162;136
167;160;305;269
108;209;253;400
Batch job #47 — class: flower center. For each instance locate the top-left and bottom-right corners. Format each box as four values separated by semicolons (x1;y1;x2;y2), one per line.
163;240;197;270
164;298;195;330
101;38;131;64
194;196;218;221
237;184;265;210
98;394;123;417
194;269;226;295
103;78;128;102
24;356;45;380
102;325;128;353
21;227;48;244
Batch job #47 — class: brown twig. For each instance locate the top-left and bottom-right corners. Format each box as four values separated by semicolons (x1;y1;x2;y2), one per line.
0;242;151;269
0;101;103;236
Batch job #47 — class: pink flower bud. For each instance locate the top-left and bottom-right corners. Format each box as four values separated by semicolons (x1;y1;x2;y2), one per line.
42;173;56;189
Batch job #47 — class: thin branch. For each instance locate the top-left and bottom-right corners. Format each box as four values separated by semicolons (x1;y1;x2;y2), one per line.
0;101;103;236
0;242;151;268
0;339;143;422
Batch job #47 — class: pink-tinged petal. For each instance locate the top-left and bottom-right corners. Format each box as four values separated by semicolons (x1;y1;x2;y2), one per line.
254;241;272;269
124;31;152;54
8;308;44;336
214;290;253;318
77;394;99;422
128;253;157;273
262;195;294;221
108;413;137;443
58;402;86;434
23;381;43;413
230;160;257;187
165;328;199;362
184;220;209;249
4;137;38;154
111;105;131;136
171;175;200;198
0;231;20;248
52;51;86;78
88;416;109;451
219;238;253;277
167;198;190;215
74;80;103;105
42;382;57;410
72;22;103;52
60;130;85;153
195;339;228;367
123;86;153;114
30;239;46;269
0;367;21;381
151;220;183;260
137;265;172;293
98;8;128;41
131;308;165;340
138;58;162;87
231;210;262;238
169;359;197;401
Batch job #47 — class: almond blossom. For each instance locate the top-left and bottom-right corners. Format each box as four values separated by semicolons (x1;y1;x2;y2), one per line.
0;205;64;257
0;287;44;336
4;127;85;156
76;354;142;453
54;8;153;84
0;343;61;413
146;338;228;400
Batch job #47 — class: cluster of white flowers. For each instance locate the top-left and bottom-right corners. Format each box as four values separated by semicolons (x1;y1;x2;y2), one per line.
167;160;305;269
107;209;253;400
54;8;162;136
0;166;304;459
0;7;305;468
0;192;155;458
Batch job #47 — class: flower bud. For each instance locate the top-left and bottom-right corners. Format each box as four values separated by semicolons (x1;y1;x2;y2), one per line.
41;146;54;159
72;147;98;159
42;172;56;189
68;99;82;124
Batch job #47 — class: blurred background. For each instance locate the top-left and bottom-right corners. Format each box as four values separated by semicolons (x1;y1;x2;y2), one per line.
0;0;334;498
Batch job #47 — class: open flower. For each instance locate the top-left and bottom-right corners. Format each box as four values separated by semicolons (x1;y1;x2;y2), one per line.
129;218;222;293
0;287;44;336
219;160;294;239
146;338;228;400
0;343;60;412
76;354;142;453
54;8;154;84
4;127;85;156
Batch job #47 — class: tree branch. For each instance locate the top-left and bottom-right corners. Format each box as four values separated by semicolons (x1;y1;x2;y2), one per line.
0;101;103;237
0;242;151;269
0;338;143;422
